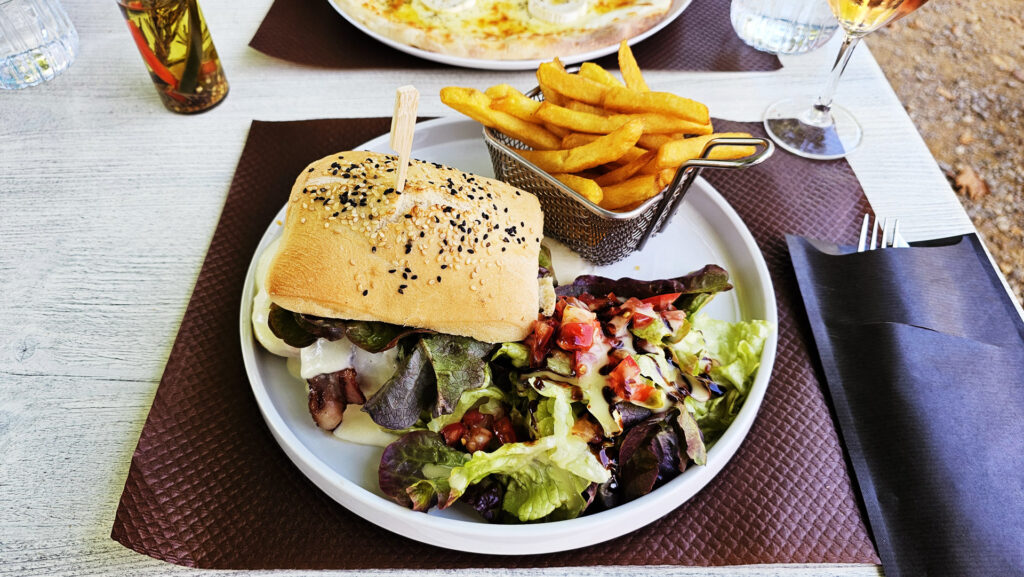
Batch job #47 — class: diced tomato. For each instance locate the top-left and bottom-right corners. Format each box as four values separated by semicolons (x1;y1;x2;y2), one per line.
642;292;682;312
663;309;689;336
607;356;640;399
554;298;567;320
440;422;466;446
631;312;656;328
524;318;559;367
620;297;660;329
629;382;654;403
461;408;491;428
557;322;596;351
606;356;654;403
492;415;517;445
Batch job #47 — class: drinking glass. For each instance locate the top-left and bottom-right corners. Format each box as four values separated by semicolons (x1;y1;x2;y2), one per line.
0;0;78;90
764;0;931;159
731;0;839;56
116;0;228;114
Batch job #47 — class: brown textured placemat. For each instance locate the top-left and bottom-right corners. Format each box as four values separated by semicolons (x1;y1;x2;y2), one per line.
249;0;782;71
111;117;878;569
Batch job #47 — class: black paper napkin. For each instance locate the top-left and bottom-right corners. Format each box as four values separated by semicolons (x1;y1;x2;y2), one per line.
788;233;1024;577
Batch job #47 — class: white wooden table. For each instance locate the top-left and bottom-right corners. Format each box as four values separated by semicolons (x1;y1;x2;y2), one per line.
0;1;994;575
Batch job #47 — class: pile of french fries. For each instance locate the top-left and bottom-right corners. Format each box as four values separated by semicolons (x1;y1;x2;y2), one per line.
441;42;754;211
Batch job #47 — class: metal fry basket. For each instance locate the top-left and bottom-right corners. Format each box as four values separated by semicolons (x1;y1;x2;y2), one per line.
483;85;774;265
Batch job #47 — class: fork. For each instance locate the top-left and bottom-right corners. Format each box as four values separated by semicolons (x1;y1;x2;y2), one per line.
858;214;908;251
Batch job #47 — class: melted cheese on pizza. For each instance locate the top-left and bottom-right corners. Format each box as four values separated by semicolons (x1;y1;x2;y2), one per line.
371;0;671;38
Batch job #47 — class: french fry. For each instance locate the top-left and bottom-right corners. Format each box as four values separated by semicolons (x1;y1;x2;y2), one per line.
617;41;649;92
593;151;653;186
637;133;681;150
484;83;517;100
602;86;710;125
599;169;674;210
643;132;755;173
579;62;624;87
536;101;628;133
539;58;568;106
626;113;711;135
490;95;542;122
537;61;610;105
552;173;603;204
440;87;561;150
565;100;608;116
516;120;643;173
545;123;572;138
561;133;647;163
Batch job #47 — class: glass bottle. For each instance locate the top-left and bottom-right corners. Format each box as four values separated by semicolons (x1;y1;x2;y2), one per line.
116;0;228;113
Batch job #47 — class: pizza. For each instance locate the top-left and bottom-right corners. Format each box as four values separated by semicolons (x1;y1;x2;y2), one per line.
330;0;679;60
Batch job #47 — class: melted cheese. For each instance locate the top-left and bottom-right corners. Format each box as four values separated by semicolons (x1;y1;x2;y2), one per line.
252;238;300;358
300;338;355;380
395;0;670;36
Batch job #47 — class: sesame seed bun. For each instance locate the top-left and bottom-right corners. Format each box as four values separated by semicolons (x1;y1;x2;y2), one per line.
265;151;543;344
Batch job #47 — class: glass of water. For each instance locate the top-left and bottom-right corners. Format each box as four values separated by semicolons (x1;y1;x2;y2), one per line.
731;0;838;55
0;0;78;89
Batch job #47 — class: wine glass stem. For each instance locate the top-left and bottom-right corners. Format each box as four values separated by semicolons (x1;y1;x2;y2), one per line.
809;34;861;126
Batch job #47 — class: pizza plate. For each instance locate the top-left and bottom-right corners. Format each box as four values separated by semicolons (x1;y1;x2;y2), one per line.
324;0;693;71
239;116;778;554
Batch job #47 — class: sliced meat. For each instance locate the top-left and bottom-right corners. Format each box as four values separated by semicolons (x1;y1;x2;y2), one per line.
307;368;365;431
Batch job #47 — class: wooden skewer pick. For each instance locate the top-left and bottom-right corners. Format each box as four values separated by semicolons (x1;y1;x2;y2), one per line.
390;85;419;193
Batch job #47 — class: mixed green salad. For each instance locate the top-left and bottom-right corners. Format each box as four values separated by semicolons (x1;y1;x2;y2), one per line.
266;261;770;524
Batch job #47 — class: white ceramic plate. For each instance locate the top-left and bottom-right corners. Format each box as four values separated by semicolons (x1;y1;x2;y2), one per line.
239;117;777;554
325;0;693;71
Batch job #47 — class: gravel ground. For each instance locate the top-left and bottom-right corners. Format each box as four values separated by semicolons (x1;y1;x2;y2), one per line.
867;0;1023;304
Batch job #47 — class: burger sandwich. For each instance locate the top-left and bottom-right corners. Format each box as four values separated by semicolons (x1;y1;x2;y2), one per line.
251;150;552;445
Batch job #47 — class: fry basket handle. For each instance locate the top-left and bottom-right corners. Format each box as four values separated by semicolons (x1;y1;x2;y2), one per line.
643;136;775;243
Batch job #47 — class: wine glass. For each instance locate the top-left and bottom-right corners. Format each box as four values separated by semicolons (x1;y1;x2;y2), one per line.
764;0;930;160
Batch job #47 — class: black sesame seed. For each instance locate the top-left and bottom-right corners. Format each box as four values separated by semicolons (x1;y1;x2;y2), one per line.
458;246;463;252
441;264;448;269
372;246;377;253
402;273;408;279
404;214;412;219
436;276;442;282
388;269;396;273
362;290;368;296
411;275;418;280
467;249;475;254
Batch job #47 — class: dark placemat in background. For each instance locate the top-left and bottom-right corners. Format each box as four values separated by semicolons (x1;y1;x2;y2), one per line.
249;0;782;71
111;117;877;569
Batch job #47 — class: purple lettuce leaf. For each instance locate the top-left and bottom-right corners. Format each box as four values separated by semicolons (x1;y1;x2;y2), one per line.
378;431;470;511
555;265;733;315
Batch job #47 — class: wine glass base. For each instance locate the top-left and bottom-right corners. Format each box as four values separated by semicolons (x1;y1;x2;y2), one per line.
763;97;863;160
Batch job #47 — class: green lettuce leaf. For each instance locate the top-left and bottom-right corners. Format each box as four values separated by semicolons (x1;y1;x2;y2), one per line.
447;388;609;522
421;334;495;415
378;431;470;511
692;315;771;394
364;334;495;430
491;342;530;369
426;386;507;433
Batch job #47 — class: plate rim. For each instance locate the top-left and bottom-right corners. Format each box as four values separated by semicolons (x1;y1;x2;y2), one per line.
238;116;778;554
323;0;694;71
